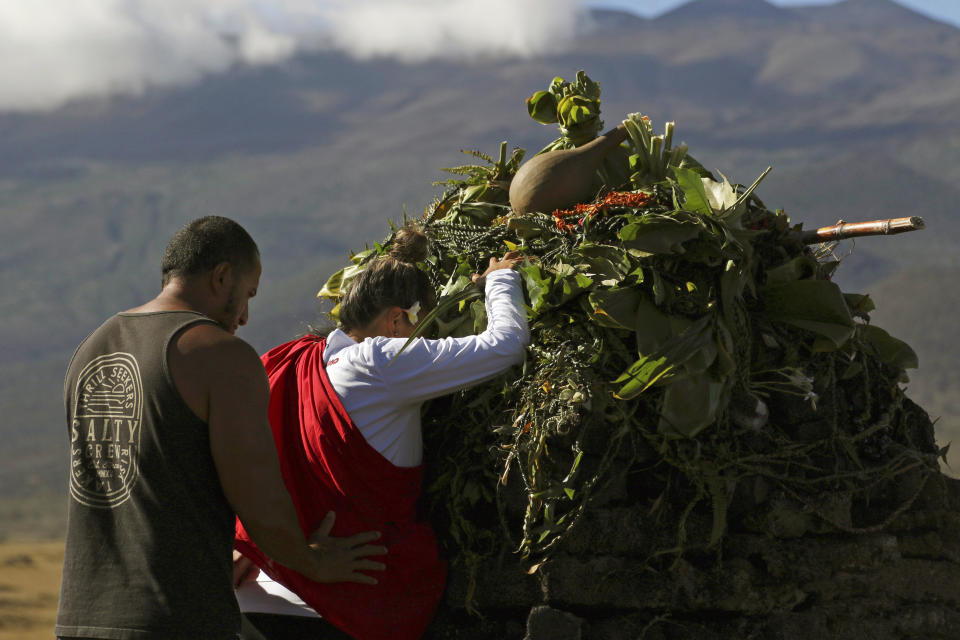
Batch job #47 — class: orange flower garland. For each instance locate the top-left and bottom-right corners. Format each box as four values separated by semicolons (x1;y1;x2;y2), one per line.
551;191;654;232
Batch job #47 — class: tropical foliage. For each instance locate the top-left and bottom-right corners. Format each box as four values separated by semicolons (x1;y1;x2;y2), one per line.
317;71;937;597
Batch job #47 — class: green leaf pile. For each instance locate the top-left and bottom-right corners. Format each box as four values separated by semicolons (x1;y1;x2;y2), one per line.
317;71;938;596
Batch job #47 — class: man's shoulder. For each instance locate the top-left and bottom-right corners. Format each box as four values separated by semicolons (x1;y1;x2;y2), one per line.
173;323;262;372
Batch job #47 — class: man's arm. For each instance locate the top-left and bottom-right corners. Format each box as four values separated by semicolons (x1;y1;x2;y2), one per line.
171;325;386;584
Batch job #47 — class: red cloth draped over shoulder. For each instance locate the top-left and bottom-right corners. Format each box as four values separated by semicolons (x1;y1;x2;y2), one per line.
234;335;447;640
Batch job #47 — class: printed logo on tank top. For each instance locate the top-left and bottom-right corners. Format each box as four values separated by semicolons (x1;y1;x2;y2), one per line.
69;352;143;508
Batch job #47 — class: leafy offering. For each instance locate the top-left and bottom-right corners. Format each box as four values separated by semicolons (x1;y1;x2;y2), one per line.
317;71;935;601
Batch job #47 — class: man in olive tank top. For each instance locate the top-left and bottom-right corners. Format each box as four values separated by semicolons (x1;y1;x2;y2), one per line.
56;216;386;640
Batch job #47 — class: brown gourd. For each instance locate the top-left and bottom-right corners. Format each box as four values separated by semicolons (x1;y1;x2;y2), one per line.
508;125;628;214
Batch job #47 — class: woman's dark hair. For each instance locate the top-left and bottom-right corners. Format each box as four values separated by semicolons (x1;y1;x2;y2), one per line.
338;225;436;332
161;216;259;286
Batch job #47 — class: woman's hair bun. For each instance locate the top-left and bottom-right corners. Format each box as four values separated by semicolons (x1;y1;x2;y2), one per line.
389;225;429;264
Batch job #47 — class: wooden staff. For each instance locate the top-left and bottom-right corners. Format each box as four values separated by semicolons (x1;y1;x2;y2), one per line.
797;216;925;244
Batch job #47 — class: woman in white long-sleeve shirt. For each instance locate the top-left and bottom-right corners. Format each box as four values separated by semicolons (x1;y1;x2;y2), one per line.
235;226;529;640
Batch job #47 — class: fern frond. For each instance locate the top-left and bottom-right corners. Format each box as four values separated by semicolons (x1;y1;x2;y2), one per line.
442;164;493;177
460;148;495;164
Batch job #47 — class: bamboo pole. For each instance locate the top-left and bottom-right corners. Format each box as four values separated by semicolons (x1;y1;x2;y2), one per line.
797;216;925;245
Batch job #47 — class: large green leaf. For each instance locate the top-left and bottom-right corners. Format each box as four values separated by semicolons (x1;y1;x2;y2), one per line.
681;327;719;376
765;256;818;284
440;274;475;298
612;354;674;400
719;259;746;327
518;262;553;313
559;273;594;305
557;94;599;129
844;293;876;317
445;202;509;226
349;248;377;264
575;243;634;284
577;255;623;286
575;69;602;100
317;263;366;299
673;166;713;215
713;317;737;378
858;324;919;371
588;287;642;330
662;313;718;365
614;313;716;399
470;299;488;334
435;314;474;338
317;266;345;299
526;90;558;124
633;298;675;354
761;280;855;349
618;216;701;256
633;302;717;375
658;372;725;438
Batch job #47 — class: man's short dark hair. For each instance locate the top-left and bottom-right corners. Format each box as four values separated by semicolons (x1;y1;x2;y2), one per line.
161;216;259;286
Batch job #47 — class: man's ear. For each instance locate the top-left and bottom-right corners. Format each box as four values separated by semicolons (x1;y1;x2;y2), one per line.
210;262;233;295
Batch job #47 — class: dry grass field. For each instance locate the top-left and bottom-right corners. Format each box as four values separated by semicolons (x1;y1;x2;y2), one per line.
0;540;63;640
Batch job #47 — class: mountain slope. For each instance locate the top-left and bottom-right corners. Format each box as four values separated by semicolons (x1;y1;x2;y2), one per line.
791;0;956;29
3;0;960;535
657;0;795;23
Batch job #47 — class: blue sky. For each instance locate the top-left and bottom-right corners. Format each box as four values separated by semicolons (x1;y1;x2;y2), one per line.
585;0;960;28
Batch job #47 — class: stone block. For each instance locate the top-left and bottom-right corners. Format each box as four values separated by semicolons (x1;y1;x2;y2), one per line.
822;559;960;605
539;552;807;614
539;553;673;609
898;528;960;563
726;532;900;583
524;606;584;640
558;506;658;556
444;554;541;611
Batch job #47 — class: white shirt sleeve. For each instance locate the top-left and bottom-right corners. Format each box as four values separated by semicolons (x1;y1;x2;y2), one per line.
351;269;529;406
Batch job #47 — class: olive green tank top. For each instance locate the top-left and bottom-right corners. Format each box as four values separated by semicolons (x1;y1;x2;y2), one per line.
56;311;239;639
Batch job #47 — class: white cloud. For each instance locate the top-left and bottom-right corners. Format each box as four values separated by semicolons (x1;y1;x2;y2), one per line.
0;1;229;111
0;0;586;113
322;0;583;62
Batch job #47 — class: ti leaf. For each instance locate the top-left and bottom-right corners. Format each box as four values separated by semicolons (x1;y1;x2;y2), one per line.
618;216;701;256
317;263;366;299
612;354;674;400
518;262;553;313
673;166;713;215
765;256;819;284
858;324;919;371
614;313;716;399
658;372;725;438
844;293;876;317
761;280;855;350
588;287;642;330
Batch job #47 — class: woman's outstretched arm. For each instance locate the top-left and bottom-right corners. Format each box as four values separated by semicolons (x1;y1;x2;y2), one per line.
357;268;529;405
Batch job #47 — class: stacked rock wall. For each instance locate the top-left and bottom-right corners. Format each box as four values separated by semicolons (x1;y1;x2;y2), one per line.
425;400;960;640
